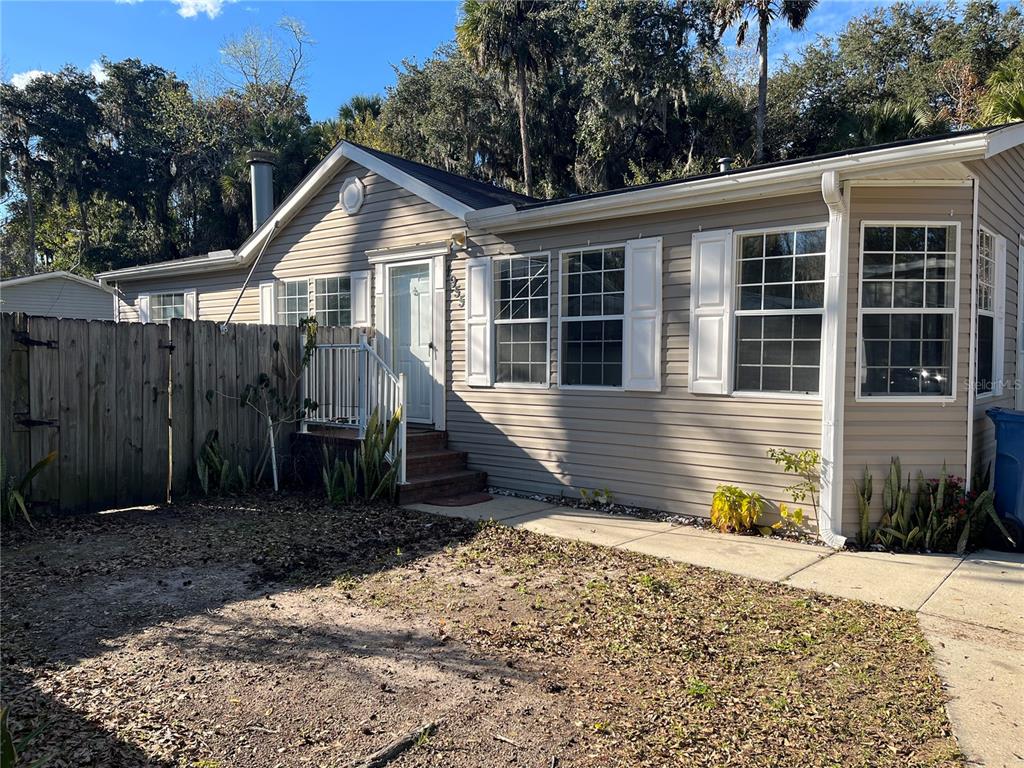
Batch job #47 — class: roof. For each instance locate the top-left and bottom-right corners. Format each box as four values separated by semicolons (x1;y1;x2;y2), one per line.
348;142;535;209
98;122;1024;281
515;125;1006;211
467;122;1024;232
1;270;114;294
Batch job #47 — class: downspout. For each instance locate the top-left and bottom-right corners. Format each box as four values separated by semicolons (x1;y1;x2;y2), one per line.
820;170;849;548
966;177;979;490
221;221;280;332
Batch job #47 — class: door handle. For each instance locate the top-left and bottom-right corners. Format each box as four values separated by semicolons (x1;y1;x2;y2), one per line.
428;341;436;352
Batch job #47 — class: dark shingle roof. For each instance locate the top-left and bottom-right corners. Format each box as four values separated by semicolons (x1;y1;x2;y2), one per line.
349;142;536;210
515;124;1019;211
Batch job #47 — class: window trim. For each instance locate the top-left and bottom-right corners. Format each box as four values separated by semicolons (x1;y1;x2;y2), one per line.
311;272;354;328
728;222;829;401
492;251;552;390
975;228;997;399
141;289;196;323
855;220;961;404
557;241;627;391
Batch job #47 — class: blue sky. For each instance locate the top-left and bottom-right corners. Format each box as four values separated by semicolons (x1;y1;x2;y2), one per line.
0;0;995;121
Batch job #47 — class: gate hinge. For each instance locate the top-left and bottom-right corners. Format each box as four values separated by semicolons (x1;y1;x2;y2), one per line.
12;331;58;349
159;340;176;352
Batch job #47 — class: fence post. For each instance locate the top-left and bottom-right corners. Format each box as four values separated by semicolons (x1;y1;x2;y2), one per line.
397;371;407;485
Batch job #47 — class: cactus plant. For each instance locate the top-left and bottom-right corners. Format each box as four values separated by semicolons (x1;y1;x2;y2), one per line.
855;467;873;546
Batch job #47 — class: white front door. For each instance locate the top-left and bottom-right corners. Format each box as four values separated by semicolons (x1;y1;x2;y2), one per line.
389;262;434;423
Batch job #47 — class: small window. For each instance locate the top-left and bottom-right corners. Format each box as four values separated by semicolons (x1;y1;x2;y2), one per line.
734;227;826;394
494;254;549;385
276;280;309;327
560;246;625;387
976;230;996;395
150;293;185;323
314;276;351;327
859;224;957;397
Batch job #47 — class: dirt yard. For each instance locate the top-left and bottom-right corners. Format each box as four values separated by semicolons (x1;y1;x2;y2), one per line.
2;494;963;767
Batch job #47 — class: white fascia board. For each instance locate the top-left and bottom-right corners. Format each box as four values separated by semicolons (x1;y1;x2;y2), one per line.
340;143;475;221
985;122;1024;158
1;271;116;294
96;250;241;283
468;132;994;234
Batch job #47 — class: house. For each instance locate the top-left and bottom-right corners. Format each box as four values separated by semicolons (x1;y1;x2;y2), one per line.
1;271;116;321
97;126;1024;544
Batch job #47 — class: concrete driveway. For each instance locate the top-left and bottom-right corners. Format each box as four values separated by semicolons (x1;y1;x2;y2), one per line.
407;496;1024;768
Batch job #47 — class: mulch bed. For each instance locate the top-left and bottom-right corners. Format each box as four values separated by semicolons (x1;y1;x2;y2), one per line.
1;492;962;767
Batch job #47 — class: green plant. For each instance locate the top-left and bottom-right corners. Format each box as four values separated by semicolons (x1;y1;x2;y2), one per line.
875;457;916;549
956;489;1014;555
855;467;873;547
579;487;614;507
710;485;764;533
772;503;806;535
1;451;57;528
767;448;820;530
322;445;357;505
196;430;248;496
358;407;403;502
1;706;48;768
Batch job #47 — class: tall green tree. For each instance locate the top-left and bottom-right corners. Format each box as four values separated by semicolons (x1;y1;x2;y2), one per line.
456;0;561;196
713;0;818;163
979;50;1024;124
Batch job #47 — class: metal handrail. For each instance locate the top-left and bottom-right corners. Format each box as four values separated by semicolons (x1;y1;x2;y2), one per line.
302;335;407;484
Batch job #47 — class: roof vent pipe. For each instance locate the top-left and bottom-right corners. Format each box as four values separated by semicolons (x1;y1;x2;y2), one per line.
247;151;276;232
718;156;733;173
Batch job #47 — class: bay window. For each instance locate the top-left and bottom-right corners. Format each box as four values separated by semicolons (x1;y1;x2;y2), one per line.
858;223;957;398
494;253;549;385
734;227;826;394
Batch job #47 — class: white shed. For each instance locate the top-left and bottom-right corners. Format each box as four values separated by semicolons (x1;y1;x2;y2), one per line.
0;271;115;320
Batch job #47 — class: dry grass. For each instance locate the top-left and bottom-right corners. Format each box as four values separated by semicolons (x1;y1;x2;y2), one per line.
1;494;961;767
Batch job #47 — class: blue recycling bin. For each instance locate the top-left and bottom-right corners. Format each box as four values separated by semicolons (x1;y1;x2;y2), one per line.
987;408;1024;523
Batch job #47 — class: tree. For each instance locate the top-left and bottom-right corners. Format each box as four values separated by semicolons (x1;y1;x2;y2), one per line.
456;0;561;196
713;0;818;163
979;50;1024;124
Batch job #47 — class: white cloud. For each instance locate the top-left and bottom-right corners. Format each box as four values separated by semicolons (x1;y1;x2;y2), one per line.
114;0;144;4
172;0;224;19
90;60;109;84
10;70;49;89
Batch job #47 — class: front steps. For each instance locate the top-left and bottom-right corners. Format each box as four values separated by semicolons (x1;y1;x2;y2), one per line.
292;426;486;504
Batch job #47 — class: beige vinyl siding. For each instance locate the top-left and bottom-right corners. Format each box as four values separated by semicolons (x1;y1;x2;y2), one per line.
113;164;464;324
966;148;1023;481
841;185;973;532
451;192;827;519
2;277;114;320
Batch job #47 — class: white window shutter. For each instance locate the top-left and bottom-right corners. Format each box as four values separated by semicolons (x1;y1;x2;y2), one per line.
184;289;197;321
259;281;277;324
624;237;663;391
689;229;734;394
138;294;151;323
464;256;493;387
994;235;1007;395
351;270;372;327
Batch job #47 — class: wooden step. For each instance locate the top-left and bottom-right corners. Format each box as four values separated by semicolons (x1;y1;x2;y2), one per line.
405;449;469;479
397;469;487;504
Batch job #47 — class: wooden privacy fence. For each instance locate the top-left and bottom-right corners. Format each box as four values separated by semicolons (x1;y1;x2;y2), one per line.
1;312;365;514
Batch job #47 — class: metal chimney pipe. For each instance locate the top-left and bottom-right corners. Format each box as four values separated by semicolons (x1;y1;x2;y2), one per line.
718;156;734;173
247;151;276;231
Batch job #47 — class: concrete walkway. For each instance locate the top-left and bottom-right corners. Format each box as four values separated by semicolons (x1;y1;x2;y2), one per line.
407;495;1024;768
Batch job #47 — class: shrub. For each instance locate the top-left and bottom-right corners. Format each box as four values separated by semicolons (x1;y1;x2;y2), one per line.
321;407;403;505
1;450;57;528
196;430;248;495
710;485;764;533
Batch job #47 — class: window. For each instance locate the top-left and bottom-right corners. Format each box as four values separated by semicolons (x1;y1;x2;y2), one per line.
276;280;309;326
149;293;185;323
314;276;351;327
976;230;996;395
560;246;625;387
494;254;549;385
859;224;957;398
734;227;826;394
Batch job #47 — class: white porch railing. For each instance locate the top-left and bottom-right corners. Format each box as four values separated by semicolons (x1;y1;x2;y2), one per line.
302;334;407;484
